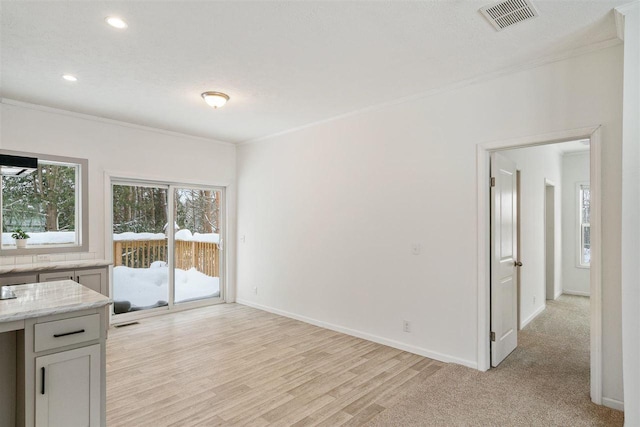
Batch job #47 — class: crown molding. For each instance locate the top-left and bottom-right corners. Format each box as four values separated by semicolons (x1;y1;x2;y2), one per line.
239;37;622;146
614;1;640;40
0;98;236;147
615;0;640;13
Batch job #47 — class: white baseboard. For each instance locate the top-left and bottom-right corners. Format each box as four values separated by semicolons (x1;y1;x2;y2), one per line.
236;298;477;370
563;290;591;297
520;304;546;329
602;397;624;411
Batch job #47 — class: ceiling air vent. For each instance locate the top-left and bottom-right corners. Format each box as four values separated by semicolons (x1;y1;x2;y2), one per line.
480;0;539;31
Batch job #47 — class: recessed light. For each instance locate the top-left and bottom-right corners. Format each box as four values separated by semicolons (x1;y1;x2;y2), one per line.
62;74;78;82
201;91;230;109
106;16;128;29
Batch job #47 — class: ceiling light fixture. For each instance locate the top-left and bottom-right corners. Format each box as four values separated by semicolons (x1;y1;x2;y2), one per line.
106;16;128;29
201;91;230;109
62;74;78;82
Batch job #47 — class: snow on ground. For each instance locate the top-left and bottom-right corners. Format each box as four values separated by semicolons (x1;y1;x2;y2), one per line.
113;230;219;243
2;229;219;246
2;231;76;245
113;263;220;309
113;232;165;241
175;229;220;244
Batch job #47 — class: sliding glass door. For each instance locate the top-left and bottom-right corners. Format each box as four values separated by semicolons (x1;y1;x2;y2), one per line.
173;187;223;304
111;180;224;318
112;183;170;315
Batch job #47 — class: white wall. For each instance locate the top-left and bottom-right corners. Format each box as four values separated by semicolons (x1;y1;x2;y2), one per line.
561;151;590;296
236;45;624;403
501;144;563;327
619;2;640;423
0;101;238;301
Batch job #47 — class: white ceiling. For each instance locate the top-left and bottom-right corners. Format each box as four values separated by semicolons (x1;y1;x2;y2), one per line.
0;1;626;143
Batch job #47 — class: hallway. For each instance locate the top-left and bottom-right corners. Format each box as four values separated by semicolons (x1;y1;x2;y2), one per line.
368;295;624;426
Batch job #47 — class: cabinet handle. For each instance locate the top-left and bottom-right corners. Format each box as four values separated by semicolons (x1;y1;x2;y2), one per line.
53;329;85;338
41;367;45;395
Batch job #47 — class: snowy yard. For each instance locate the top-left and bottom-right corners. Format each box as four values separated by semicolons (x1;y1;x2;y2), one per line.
2;231;76;246
113;262;220;312
112;229;220;243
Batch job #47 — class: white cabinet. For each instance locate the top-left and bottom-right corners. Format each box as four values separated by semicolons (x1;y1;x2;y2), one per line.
0;273;38;286
16;307;108;427
37;271;74;282
76;270;107;296
35;344;101;427
38;268;107;296
1;280;109;427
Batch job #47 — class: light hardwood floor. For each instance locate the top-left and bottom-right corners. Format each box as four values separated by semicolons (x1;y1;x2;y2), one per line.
106;303;443;426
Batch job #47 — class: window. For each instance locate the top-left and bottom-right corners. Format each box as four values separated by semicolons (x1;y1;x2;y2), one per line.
1;150;88;254
578;183;590;267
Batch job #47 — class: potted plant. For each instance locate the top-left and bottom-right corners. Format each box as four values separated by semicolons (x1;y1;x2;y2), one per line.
11;228;30;249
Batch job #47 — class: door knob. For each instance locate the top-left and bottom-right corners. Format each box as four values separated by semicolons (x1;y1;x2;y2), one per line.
514;261;523;267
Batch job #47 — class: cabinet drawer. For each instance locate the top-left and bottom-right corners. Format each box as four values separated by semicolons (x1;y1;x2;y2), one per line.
34;314;100;352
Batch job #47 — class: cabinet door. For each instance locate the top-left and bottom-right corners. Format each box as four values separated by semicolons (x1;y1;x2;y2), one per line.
38;271;74;282
35;344;101;427
76;268;107;296
0;273;38;286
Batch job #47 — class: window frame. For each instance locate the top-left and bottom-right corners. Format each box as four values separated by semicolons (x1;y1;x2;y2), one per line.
0;149;89;256
577;181;590;268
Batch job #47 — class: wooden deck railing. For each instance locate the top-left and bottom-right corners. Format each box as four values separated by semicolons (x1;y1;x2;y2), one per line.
113;239;219;277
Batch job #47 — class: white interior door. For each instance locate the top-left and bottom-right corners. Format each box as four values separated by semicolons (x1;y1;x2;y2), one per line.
490;152;519;367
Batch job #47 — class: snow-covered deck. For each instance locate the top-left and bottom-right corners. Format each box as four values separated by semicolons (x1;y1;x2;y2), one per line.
113;230;220;277
113;263;220;312
113;230;221;313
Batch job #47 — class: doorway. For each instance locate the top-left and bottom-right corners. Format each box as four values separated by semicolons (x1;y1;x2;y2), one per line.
477;126;602;404
110;180;225;320
545;180;555;301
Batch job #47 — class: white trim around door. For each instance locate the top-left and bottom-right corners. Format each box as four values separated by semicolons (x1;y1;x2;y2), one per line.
476;125;603;405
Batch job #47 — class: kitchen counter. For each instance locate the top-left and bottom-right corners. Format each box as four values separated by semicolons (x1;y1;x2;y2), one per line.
0;259;111;275
0;280;111;426
0;280;112;324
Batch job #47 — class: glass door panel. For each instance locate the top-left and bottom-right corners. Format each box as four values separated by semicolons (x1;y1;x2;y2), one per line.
112;183;169;315
173;187;223;304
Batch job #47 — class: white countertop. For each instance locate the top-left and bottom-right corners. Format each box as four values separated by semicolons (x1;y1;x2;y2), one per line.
0;280;112;323
0;259;111;275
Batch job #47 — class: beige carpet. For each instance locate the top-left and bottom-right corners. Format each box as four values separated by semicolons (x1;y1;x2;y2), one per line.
367;295;624;426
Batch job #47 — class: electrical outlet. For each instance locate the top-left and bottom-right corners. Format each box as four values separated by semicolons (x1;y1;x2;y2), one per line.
403;320;411;333
252;286;258;295
411;244;422;255
36;254;51;262
533;296;536;305
240;235;246;243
